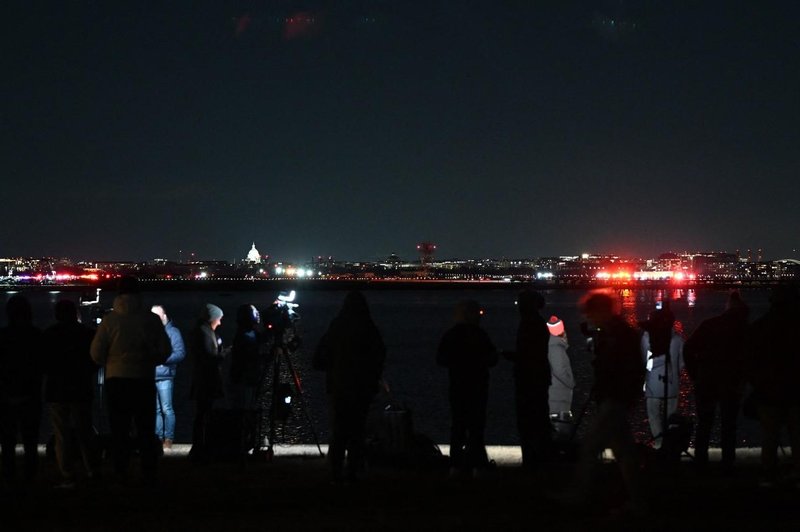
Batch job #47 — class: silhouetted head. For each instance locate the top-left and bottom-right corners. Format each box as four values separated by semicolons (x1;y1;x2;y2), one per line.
6;294;33;327
454;300;481;325
339;291;370;319
117;275;140;295
517;290;544;317
54;299;79;323
236;304;260;328
580;290;616;327
725;291;749;320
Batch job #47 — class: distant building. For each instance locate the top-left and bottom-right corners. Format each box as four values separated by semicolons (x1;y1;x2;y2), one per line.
246;242;262;264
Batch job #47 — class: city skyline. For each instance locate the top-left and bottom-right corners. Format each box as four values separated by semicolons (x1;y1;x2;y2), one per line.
4;2;799;261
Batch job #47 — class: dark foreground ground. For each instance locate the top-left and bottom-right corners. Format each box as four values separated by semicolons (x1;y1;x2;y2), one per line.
1;447;799;531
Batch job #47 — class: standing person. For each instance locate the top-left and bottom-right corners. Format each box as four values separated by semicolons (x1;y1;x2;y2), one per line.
546;316;575;438
570;291;646;514
641;316;684;449
43;300;99;488
151;305;186;452
745;285;800;487
504;290;551;468
314;291;385;484
229;304;269;411
188;303;225;462
90;276;171;484
0;294;44;483
683;291;749;471
437;300;497;476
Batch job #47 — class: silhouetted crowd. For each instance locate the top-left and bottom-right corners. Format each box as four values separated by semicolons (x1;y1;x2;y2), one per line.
1;277;798;514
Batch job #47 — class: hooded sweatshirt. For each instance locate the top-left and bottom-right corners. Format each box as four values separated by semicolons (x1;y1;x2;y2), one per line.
90;294;171;379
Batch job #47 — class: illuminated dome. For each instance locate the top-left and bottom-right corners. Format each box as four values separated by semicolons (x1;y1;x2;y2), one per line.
246;242;261;263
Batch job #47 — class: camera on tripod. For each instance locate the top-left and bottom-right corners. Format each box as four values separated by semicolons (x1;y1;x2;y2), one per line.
263;290;301;352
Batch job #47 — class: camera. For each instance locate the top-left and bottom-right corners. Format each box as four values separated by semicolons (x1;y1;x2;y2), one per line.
263;290;301;352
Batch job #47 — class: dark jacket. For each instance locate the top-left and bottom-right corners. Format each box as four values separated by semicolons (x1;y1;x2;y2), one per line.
42;321;97;403
155;320;186;381
507;314;551;388
189;322;225;402
230;329;268;387
437;323;498;392
684;308;749;399
591;316;645;407
0;324;44;404
746;303;800;406
314;314;385;399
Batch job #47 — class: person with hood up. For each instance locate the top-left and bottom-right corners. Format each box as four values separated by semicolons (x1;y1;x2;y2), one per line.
546;316;575;438
90;276;171;483
314;291;385;483
150;305;185;452
229;304;270;411
188;303;226;461
745;285;800;487
641;306;684;450
684;291;749;471
0;294;44;483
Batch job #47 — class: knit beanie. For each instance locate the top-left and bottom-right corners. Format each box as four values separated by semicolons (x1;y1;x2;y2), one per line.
204;303;224;322
547;315;565;336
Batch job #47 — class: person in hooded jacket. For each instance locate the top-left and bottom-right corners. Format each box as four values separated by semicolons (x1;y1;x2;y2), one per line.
641;318;684;450
229;304;270;411
0;294;44;483
188;303;225;461
150;305;185;451
437;300;498;475
43;299;98;487
684;291;749;470
505;290;551;468
745;285;800;486
314;291;385;483
90;276;171;483
546;316;575;438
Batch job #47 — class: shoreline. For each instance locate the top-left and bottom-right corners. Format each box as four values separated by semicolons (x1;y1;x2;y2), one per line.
1;278;794;293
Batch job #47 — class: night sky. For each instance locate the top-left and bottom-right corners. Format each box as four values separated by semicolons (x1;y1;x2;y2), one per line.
4;1;799;262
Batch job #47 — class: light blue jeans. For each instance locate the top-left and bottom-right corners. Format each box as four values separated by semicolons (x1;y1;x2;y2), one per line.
155;379;176;441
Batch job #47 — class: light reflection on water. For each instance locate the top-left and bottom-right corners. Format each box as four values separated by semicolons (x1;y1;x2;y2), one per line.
0;287;773;446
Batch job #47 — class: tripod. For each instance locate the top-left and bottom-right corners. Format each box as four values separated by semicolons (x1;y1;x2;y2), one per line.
257;342;324;459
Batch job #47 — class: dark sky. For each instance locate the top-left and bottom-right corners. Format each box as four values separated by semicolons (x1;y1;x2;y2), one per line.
4;1;799;262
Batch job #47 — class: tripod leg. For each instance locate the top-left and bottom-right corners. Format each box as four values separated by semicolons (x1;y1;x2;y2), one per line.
283;354;325;457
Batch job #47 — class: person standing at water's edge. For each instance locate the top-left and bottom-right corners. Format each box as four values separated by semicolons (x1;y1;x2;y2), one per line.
0;294;45;484
90;276;171;484
43;300;99;488
314;291;385;484
151;305;185;452
546;316;575;438
504;290;551;468
746;285;800;487
568;291;646;514
437;300;498;477
188;304;226;462
683;291;748;471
